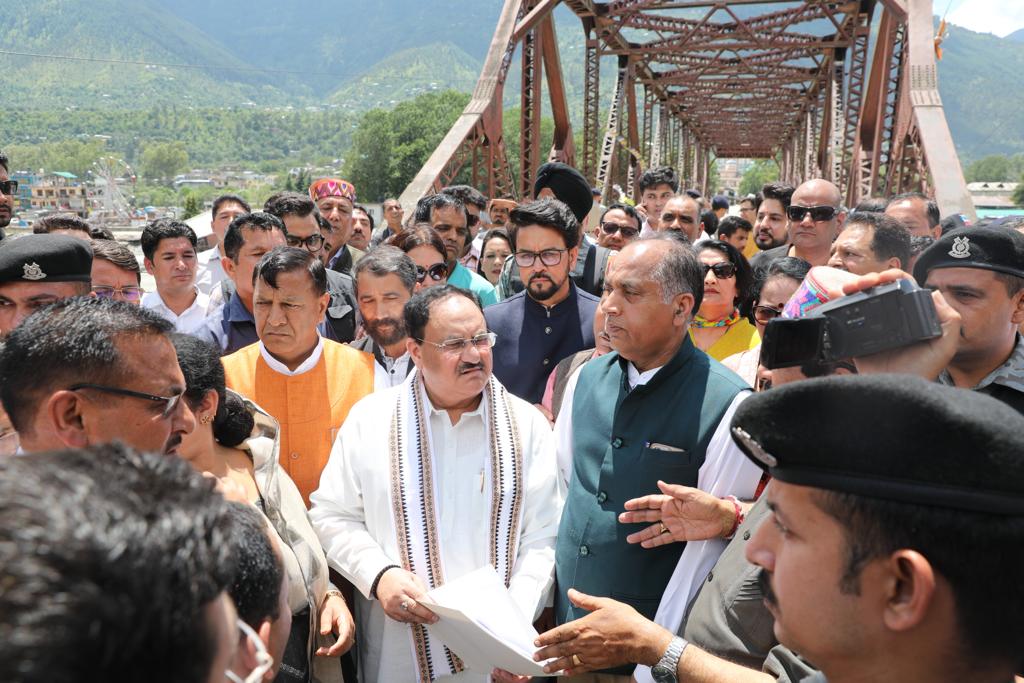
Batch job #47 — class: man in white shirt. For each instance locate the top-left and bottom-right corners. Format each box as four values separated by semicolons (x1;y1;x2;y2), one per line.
140;218;212;334
196;194;250;297
310;285;563;682
350;245;417;390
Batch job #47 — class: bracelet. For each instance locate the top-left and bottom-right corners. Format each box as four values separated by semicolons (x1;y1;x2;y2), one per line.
322;589;344;607
370;564;401;600
724;495;744;539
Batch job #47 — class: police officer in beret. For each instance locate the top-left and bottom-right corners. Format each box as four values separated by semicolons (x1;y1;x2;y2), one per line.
737;375;1024;683
0;233;93;338
841;226;1024;413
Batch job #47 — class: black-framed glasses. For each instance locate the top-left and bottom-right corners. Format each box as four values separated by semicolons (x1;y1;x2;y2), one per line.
753;304;784;325
416;332;497;355
702;262;737;279
787;205;837;223
416;263;448;283
514;248;567;268
68;383;183;418
600;222;640;239
0;180;18;196
286;233;325;252
93;285;144;302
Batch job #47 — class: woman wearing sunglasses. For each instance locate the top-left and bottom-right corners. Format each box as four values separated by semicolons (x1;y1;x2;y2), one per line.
388;223;449;291
476;228;513;287
722;256;811;385
170;334;352;682
689;240;759;361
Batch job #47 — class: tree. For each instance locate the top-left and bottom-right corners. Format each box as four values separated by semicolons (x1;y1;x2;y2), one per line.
738;159;780;196
140;142;190;184
965;155;1012;182
1013;175;1024;208
181;192;202;220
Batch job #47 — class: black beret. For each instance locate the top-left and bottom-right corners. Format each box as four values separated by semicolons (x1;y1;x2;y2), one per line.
730;374;1024;515
533;162;592;223
913;225;1024;283
0;234;93;284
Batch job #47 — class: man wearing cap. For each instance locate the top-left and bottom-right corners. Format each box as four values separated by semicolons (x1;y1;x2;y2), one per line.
497;162;612;299
902;226;1024;412
711;195;729;220
0;233;93;338
738;375;1024;683
309;177;364;275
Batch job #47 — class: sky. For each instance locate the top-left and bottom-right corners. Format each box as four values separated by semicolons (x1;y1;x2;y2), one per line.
944;0;1024;38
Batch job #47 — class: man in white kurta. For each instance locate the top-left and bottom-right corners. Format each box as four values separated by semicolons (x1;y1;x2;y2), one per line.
310;285;563;682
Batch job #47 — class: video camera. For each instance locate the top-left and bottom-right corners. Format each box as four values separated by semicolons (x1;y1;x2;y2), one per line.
759;278;942;370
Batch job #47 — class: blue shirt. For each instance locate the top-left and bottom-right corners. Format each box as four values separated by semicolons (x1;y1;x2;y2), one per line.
195;292;340;355
448;261;498;307
485;282;599;403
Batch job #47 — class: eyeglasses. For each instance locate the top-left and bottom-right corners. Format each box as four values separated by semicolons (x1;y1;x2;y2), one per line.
416;263;448;283
753;304;784;325
787;205;837;223
417;332;497;355
0;180;18;196
514;249;567;268
68;383;183;418
93;285;144;302
600;222;640;239
702;262;737;279
286;233;325;252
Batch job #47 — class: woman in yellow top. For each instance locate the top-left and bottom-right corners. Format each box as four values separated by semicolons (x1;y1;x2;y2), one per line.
689;239;760;361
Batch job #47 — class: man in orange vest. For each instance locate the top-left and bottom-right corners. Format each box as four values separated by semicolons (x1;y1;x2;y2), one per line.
222;246;375;504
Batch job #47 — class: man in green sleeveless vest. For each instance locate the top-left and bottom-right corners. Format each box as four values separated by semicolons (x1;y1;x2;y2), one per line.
553;234;764;680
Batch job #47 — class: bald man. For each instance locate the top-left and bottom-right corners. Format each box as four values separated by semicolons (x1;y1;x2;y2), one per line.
753;179;846;270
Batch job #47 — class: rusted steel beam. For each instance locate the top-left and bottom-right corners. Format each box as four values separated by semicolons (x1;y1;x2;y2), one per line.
540;15;575;166
520;11;544;198
597;56;630;203
582;32;601;181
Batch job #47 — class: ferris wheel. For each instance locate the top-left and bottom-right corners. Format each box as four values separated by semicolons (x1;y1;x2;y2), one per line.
90;156;136;225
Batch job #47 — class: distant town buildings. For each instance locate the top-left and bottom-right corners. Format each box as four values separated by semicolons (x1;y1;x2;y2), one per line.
28;172;89;217
968;181;1020;209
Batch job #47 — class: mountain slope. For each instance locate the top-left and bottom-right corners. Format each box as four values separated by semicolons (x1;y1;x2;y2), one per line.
0;0;293;107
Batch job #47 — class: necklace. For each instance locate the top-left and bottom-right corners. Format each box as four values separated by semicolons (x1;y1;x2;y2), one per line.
692;309;741;329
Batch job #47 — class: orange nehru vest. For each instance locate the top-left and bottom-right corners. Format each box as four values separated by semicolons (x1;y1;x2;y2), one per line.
222;339;375;505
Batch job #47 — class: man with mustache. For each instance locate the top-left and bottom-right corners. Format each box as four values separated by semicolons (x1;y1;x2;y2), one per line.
310;285;562;683
0;296;195;456
350;246;418;389
221;247;375;505
485;198;600;405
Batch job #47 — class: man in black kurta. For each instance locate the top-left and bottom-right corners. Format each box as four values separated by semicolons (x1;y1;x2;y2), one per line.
485;198;599;404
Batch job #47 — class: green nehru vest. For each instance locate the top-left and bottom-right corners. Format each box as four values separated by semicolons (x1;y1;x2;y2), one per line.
555;337;747;672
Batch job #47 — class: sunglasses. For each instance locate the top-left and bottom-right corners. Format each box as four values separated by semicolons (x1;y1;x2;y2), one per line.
0;180;18;196
600;222;640;239
416;263;448;283
68;383;183;419
787;205;837;222
93;285;144;302
702;262;737;279
286;233;325;252
753;304;784;325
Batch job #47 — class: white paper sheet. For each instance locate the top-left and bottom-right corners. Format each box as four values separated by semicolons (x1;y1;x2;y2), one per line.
419;566;559;677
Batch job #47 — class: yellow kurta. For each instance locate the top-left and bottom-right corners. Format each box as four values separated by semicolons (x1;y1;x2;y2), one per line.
222;340;375;505
690;317;761;363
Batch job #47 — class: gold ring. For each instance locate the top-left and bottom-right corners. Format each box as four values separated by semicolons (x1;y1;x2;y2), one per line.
659;522;669;535
571;654;583;667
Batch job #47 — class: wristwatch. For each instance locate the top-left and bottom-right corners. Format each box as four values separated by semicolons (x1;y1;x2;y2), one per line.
651;636;688;683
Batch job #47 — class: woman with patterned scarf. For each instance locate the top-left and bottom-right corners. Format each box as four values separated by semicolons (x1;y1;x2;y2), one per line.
689;240;760;362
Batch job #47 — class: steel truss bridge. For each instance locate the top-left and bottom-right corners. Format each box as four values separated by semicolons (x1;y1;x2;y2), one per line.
399;0;974;220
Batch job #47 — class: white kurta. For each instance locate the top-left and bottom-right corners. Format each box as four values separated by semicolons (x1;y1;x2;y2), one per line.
309;378;563;682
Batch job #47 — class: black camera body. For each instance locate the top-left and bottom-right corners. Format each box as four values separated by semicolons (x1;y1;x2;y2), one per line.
759;278;942;369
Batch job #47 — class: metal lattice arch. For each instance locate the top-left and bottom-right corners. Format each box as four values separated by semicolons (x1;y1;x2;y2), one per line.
399;0;974;220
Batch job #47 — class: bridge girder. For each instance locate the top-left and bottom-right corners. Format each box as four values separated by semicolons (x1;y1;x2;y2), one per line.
399;0;974;220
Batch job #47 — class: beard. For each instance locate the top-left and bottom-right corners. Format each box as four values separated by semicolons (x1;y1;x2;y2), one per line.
365;316;408;347
527;272;564;302
0;207;11;229
755;229;786;250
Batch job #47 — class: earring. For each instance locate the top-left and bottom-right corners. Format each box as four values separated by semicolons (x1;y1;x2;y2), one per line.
200;414;212;425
